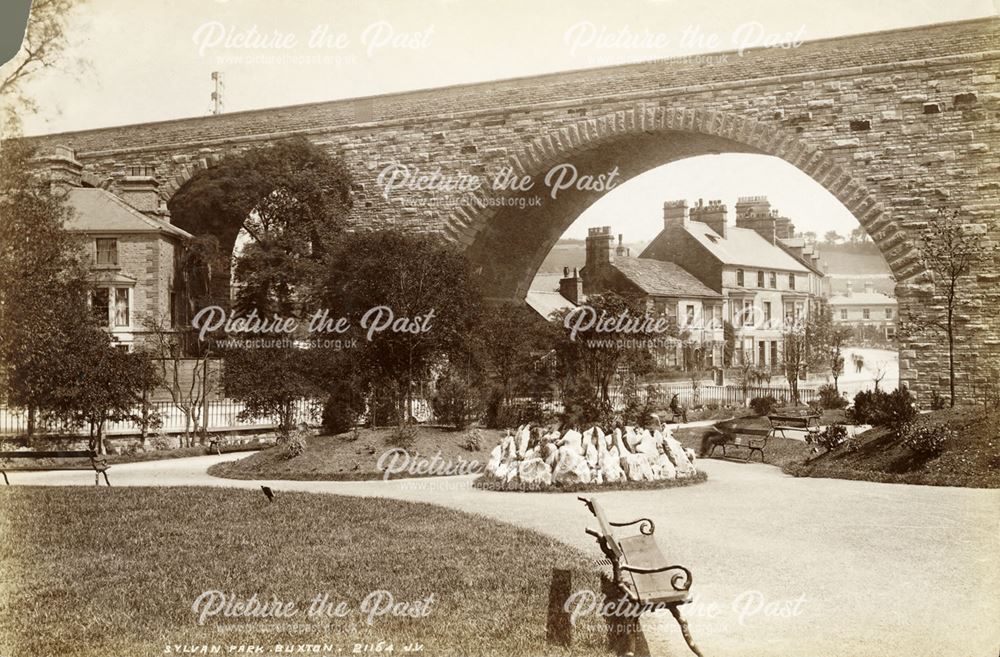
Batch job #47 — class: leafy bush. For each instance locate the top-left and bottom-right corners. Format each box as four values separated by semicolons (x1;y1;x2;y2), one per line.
282;431;307;459
560;376;612;428
818;384;848;410
881;387;917;431
461;429;484;452
387;423;417;450
849;390;881;425
749;395;778;417
432;370;483;430
812;423;848;452
930;390;948;411
900;423;953;456
849;387;916;433
322;383;363;435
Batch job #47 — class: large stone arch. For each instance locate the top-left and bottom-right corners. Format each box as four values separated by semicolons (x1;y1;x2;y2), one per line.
442;106;921;300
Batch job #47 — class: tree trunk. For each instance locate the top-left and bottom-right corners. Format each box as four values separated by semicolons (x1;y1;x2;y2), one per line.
947;307;956;407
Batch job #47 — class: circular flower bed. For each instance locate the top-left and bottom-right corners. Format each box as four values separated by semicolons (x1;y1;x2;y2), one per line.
474;423;705;492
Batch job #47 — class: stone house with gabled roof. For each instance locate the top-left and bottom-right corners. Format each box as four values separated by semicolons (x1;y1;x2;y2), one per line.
39;146;192;350
639;198;824;369
580;227;725;370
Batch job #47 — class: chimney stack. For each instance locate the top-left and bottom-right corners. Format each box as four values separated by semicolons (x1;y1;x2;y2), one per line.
34;145;83;194
690;199;728;238
845;281;853;297
663;200;688;230
864;281;874;294
586;226;614;268
559;267;583;305
118;165;165;218
616;233;629;257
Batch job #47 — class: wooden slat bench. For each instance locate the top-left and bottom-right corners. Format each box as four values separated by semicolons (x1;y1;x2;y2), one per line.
767;413;821;440
579;496;703;657
0;450;110;486
708;419;770;462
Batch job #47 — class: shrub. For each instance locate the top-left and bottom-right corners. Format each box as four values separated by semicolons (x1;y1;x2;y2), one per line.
283;433;307;459
849;387;916;433
811;423;848;452
848;390;881;425
881;387;917;431
279;425;310;459
387;423;417;450
749;395;778;417
322;383;362;435
818;384;848;410
930;390;948;411
432;370;483;430
461;429;484;452
900;423;953;456
560;376;612;428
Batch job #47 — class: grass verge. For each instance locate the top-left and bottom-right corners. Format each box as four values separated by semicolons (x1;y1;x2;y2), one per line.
675;407;1000;489
784;407;1000;488
473;469;708;493
0;487;613;657
209;426;498;482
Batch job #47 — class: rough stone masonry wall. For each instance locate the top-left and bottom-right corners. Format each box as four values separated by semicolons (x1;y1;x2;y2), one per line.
25;17;1000;403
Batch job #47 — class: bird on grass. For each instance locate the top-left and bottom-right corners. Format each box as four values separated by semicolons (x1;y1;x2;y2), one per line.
260;485;275;502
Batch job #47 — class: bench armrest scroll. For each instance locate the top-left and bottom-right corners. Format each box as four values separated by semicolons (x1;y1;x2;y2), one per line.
609;518;656;535
619;564;693;591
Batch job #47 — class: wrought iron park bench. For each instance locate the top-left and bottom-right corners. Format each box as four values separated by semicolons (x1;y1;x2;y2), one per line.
708;418;771;462
579;496;703;657
766;413;821;440
0;449;110;486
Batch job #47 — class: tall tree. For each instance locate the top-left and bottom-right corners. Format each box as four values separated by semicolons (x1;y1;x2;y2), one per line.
168;136;353;314
905;208;997;406
321;231;482;425
0;0;84;134
0;141;157;447
807;300;853;391
552;292;656;415
475;302;553;408
0;141;84;417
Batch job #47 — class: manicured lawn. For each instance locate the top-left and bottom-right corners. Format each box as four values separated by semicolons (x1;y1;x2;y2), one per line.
209;426;499;481
0;487;613;657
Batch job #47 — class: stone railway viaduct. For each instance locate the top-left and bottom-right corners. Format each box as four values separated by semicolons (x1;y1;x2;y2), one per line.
26;17;1000;401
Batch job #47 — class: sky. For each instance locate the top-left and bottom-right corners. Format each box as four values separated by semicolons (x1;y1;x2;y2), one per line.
3;0;996;240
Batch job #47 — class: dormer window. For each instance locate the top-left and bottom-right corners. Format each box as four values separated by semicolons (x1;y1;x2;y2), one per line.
96;238;118;266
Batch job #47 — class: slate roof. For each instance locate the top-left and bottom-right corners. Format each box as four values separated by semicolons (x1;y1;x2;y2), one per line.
64;187;192;240
525;290;578;320
682;220;810;272
612;258;721;298
828;291;897;306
